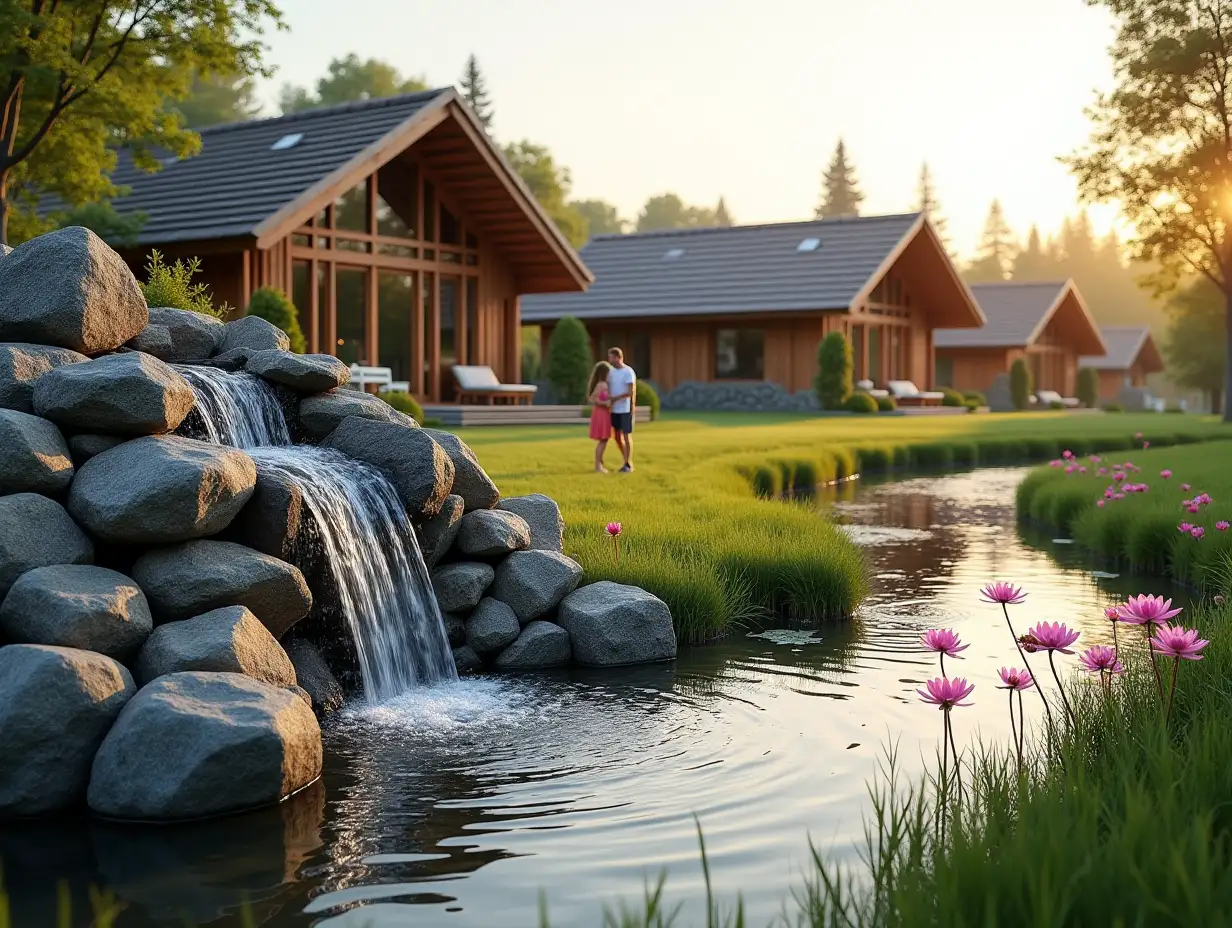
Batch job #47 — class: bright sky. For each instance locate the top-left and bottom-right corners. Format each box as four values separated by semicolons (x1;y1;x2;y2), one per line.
258;0;1123;259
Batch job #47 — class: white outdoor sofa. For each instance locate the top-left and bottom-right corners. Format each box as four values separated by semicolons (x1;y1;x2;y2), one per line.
1035;389;1080;409
453;365;538;405
887;380;945;407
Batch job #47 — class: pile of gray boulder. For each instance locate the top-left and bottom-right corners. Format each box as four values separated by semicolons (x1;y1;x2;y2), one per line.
0;227;676;825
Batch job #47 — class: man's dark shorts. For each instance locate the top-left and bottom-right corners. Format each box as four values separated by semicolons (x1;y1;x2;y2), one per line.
611;412;634;434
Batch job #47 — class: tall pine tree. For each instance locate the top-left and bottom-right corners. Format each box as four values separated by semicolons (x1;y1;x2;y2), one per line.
816;140;864;218
964;200;1018;283
914;162;948;245
714;196;733;227
460;54;494;131
1011;225;1054;280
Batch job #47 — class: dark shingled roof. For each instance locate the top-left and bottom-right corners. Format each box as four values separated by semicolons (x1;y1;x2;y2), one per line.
935;281;1072;348
103;89;451;245
1080;326;1158;370
520;213;922;322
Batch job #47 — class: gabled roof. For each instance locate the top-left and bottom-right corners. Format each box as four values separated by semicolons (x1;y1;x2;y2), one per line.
935;280;1106;355
91;88;590;292
1080;326;1164;372
521;212;982;325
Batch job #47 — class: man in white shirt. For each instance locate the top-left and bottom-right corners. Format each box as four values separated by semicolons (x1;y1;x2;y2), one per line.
606;347;636;472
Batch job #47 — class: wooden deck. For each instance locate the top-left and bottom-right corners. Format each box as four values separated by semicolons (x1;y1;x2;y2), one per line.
423;404;653;427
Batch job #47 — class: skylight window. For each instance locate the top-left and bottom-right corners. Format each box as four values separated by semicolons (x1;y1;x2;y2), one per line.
797;237;821;252
663;247;685;260
270;133;304;151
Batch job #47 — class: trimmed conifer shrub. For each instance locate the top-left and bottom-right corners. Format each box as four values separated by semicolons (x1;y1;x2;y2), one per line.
545;316;594;403
1010;358;1033;410
1077;366;1099;408
814;332;853;409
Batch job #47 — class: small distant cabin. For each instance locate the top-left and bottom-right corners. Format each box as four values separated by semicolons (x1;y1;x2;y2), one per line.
97;88;591;401
934;280;1106;397
520;214;983;401
1079;326;1165;402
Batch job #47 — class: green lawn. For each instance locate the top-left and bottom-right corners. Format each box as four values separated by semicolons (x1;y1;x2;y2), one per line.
456;411;1232;643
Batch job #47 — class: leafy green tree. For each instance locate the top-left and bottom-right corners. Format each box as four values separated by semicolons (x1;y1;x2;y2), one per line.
914;162;948;247
965;200;1017;283
280;54;429;113
571;199;624;238
503;140;586;247
1010;357;1032;410
545;315;593;403
142;250;225;318
1064;0;1232;421
815;139;863;218
713;196;733;227
246;286;305;353
174;71;261;128
0;0;283;244
814;331;853;409
635;193;719;232
459;54;493;131
1165;278;1225;414
55;202;146;246
1076;366;1099;408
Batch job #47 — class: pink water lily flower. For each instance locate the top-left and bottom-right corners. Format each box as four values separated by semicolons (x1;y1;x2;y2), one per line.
1217;521;1230;532
920;628;969;658
1150;625;1210;661
1104;606;1122;621
1078;645;1125;675
1023;621;1080;654
1161;469;1172;479
980;582;1026;605
1118;594;1183;626
917;676;976;709
1192;526;1206;539
996;667;1034;690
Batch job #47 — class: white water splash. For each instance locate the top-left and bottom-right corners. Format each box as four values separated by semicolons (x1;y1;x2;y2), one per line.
174;364;291;448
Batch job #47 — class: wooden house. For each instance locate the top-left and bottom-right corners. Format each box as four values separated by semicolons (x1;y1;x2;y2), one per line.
934;280;1106;396
1078;326;1165;401
101;88;592;401
520;214;983;397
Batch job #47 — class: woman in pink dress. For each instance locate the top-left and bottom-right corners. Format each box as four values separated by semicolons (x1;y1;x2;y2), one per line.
587;361;613;472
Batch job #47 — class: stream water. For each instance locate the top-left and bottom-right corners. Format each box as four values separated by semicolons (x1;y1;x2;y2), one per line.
0;467;1190;928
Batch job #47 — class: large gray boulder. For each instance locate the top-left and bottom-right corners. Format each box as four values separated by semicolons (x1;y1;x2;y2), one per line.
419;494;463;567
452;645;483;674
423;429;499;511
128;307;223;363
88;671;322;821
68;436;256;544
456;509;531;558
209;346;256;371
285;639;345;713
247;350;350;393
0;227;148;353
494;621;571;670
323;417;453;519
0;343;88;413
226;466;311;565
132;540;312;638
442;612;466;648
432;561;494;613
67;433;125;465
0;493;93;598
217;315;289;355
497;494;565;552
0;644;136;816
465;597;521;656
135;606;297;688
0;408;73;495
0;565;152;662
33;351;196;436
489;550;583;623
298;389;417;441
557;582;677;666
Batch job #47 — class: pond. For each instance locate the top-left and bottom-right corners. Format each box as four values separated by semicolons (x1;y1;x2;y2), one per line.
0;467;1190;927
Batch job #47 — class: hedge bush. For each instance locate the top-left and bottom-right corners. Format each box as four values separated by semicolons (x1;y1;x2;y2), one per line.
638;380;661;420
1010;358;1032;410
876;394;897;412
963;390;986;407
377;391;424;424
940;387;965;407
545;316;593;404
1103;402;1124;413
245;287;306;354
814;332;853;409
843;392;879;414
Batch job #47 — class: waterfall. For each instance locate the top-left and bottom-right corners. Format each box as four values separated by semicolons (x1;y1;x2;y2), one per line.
174;364;292;448
176;365;457;700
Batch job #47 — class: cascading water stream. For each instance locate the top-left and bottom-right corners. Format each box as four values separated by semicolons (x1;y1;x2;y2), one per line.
175;364;456;699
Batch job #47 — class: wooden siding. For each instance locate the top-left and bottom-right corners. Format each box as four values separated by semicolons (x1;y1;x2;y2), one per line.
1096;365;1147;401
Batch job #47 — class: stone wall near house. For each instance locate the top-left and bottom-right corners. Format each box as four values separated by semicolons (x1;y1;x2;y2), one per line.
661;380;821;413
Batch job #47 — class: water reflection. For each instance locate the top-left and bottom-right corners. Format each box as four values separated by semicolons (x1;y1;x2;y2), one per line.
0;468;1191;928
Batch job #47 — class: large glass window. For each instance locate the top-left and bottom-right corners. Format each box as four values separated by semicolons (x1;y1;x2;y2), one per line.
291;261;312;352
936;355;954;388
630;332;652;378
378;272;414;383
422;181;436;242
851;325;865;381
439;276;459;366
440;203;461;245
335;267;367;365
423;272;436;384
868;326;882;383
888;328;902;379
317;264;329;345
376;164;416;239
466;277;479;364
714;329;765;380
334;181;368;232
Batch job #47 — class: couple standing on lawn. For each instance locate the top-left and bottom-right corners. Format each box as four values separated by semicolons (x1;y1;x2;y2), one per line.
586;347;636;473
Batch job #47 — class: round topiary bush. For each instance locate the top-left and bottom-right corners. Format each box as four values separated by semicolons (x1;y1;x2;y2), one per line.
1102;402;1124;413
545;316;593;404
377;391;424;424
638;380;661;420
876;394;896;412
245;287;306;354
1010;358;1032;411
963;390;986;407
814;332;853;410
1076;366;1099;408
844;392;879;414
940;387;965;407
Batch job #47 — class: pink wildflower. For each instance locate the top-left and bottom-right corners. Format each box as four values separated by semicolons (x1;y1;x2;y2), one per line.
1192;527;1206;539
1188;505;1201;514
1078;645;1125;675
1097;500;1105;508
605;522;622;537
1063;449;1074;460
980;582;1026;605
917;676;976;709
1217;521;1230;532
996;667;1034;690
1098;467;1108;476
1118;594;1183;626
1078;466;1088;474
1182;483;1192;492
1114;472;1126;483
920;628;969;658
1150;625;1210;661
1065;465;1075;474
1050;459;1064;468
1161;469;1172;479
1179;522;1193;533
1144;441;1151;449
1023;621;1080;654
1216;595;1226;606
1115;493;1126;500
1135;432;1143;439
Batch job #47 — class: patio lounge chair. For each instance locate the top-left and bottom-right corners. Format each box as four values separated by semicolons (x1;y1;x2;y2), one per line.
453;365;538;405
886;380;945;407
1035;389;1080;409
345;364;393;391
855;379;889;399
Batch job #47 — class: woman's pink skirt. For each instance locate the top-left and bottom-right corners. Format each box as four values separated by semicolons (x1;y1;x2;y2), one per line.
589;407;612;440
